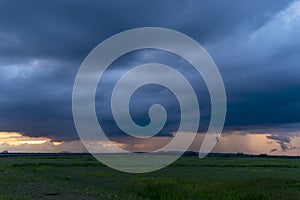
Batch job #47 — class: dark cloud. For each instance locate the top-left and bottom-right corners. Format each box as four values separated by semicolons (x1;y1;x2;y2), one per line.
277;141;289;152
0;0;299;142
225;123;300;151
266;134;290;144
270;148;277;153
267;135;290;151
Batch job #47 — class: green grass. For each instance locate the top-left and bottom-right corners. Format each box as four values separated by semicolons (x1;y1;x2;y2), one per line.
0;156;299;199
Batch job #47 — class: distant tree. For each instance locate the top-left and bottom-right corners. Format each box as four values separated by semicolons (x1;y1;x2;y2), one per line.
237;152;244;157
258;153;268;157
59;151;70;154
183;151;198;157
1;150;8;154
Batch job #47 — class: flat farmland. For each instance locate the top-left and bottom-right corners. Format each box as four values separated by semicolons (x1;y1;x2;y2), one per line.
0;155;299;200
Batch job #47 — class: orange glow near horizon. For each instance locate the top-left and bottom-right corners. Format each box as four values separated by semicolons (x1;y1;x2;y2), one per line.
0;131;299;155
0;132;52;146
52;141;63;146
0;131;87;153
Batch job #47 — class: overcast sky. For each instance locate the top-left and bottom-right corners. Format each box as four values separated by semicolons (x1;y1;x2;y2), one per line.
0;0;300;153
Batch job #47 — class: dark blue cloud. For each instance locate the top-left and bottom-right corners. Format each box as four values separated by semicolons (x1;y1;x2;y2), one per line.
0;0;299;141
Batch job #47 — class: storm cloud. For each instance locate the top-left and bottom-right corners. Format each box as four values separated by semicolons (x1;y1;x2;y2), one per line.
0;0;299;143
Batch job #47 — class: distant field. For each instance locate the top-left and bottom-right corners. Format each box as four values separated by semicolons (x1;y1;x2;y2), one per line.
0;155;299;200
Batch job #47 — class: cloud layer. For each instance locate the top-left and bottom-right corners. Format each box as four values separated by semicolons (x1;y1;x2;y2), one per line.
0;0;299;149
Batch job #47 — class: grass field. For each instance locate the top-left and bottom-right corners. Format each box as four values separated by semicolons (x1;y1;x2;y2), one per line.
0;155;299;200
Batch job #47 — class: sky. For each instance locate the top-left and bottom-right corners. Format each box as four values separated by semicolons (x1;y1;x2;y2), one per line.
0;0;300;154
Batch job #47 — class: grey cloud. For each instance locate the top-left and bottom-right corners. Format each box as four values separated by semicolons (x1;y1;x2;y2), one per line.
277;141;289;152
225;123;300;151
270;148;277;152
266;135;291;143
0;0;299;142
